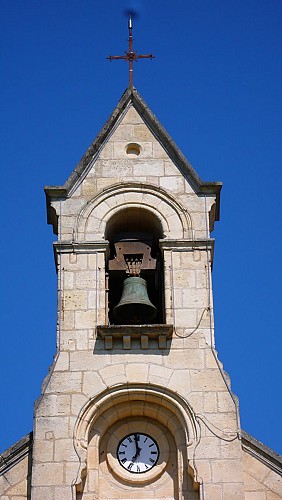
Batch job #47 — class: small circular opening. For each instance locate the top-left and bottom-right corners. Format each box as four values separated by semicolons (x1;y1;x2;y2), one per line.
126;143;141;156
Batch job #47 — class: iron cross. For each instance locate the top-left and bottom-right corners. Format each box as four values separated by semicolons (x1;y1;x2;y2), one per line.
107;14;154;86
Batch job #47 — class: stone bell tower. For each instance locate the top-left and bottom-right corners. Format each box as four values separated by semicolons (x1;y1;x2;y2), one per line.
18;85;279;500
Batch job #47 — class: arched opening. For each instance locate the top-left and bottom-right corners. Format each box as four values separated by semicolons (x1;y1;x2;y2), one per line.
74;386;200;499
105;207;165;325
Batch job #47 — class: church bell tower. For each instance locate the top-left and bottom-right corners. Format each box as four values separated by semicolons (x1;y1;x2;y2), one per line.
29;81;253;499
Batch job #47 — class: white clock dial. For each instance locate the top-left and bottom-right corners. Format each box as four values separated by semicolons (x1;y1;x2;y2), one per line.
117;433;159;473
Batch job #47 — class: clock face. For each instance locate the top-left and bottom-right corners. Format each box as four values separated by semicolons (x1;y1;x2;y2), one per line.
117;433;159;473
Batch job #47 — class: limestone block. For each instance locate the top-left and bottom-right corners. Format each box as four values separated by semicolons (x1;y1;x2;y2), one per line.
56;198;85;216
172;269;196;288
33;439;54;462
264;470;282;496
32;463;64;486
146;175;160;186
165;348;204;370
204;392;217;413
76;330;89;350
204;484;222;500
99;141;114;159
149;364;172;385
217;391;235;413
167;369;191;396
184;179;195;194
125;363;149;383
45;371;82;394
195;269;208;288
71;393;88;414
88;252;105;269
82;371;107;396
75;310;96;329
54;351;69;371
61;310;74;330
244;471;264;491
174;308;197;328
220;440;243;460
190;370;226;392
205;349;219;369
31;486;55;499
96;177;119;191
266;491;282;500
133;160;164;177
245;493;266;500
54;486;73;499
54;438;77;462
133;123;155;141
60;331;76;351
111;124;133;141
82;179;98;200
212;459;243;483
63;271;74;289
61;215;76;230
222;482;245;498
195;436;220;459
153;142;169;159
160;176;185;194
195;459;212;482
99;363;125;384
69;350;95;371
243;452;270;483
120;106;143;125
182;288;208;308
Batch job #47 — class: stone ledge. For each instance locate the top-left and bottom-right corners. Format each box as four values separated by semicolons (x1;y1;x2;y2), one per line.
97;324;173;350
0;432;32;475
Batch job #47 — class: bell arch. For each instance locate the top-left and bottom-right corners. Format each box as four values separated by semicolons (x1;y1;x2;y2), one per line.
73;183;192;242
73;384;200;499
105;205;165;324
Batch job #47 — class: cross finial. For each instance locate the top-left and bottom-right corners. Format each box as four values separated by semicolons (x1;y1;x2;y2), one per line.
107;14;155;86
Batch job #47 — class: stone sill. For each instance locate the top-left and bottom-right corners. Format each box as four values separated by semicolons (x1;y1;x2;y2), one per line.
96;324;173;350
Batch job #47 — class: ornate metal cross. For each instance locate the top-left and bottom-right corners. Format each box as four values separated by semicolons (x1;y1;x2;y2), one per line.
107;14;154;86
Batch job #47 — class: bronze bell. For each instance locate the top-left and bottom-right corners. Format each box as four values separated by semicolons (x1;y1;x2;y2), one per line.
113;276;157;324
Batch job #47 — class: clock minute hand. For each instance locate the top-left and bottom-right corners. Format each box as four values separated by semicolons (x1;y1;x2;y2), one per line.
132;434;142;462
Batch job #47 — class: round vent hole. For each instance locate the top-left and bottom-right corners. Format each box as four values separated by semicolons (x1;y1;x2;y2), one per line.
126;143;141;156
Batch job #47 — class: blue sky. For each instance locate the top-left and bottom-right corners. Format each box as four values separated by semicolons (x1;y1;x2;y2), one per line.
1;0;281;455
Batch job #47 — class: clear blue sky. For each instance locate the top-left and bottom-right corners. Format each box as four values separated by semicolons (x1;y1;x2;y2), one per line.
1;0;281;455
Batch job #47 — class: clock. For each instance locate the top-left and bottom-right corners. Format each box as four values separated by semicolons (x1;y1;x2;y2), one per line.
117;433;159;473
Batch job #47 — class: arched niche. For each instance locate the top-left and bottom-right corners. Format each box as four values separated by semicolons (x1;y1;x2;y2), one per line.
105;206;165;325
74;385;200;499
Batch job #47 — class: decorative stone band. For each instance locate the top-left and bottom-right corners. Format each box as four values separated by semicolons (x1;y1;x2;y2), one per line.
97;324;173;350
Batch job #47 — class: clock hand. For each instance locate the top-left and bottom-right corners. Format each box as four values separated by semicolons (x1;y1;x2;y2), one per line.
132;434;142;462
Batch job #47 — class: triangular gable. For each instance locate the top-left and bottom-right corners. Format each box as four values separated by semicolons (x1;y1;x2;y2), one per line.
45;86;222;228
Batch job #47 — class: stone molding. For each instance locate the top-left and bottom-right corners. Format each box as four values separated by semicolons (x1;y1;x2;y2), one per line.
73;182;192;242
241;430;282;476
73;384;200;494
97;324;173;350
0;432;32;476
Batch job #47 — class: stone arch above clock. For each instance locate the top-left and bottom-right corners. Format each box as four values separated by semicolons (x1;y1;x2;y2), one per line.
74;384;200;499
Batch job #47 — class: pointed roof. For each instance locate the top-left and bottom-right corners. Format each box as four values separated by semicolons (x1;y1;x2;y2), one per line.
45;87;222;227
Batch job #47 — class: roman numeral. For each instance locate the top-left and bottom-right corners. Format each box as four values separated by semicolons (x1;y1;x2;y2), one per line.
121;458;126;464
149;458;155;463
136;465;140;472
151;451;157;454
127;437;132;443
149;443;155;447
127;462;133;470
119;451;125;455
121;444;127;447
